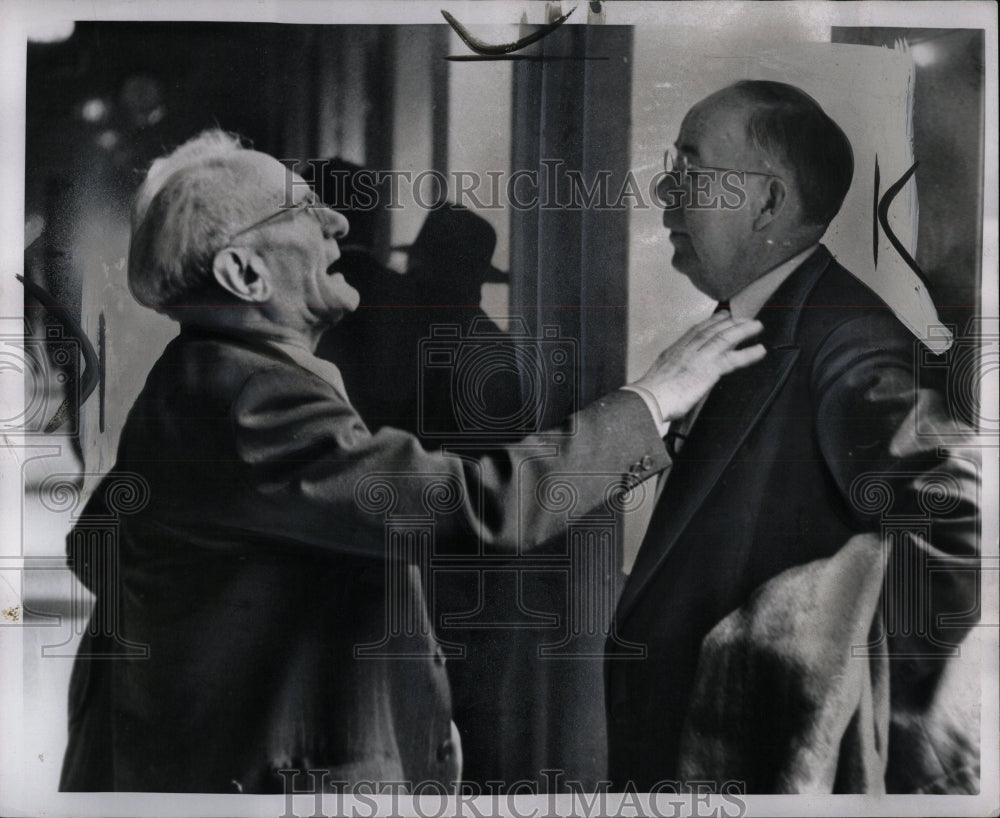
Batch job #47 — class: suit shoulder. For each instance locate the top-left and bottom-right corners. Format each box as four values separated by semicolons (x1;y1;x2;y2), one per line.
799;259;914;349
234;357;346;411
807;258;891;311
147;331;312;402
796;264;923;404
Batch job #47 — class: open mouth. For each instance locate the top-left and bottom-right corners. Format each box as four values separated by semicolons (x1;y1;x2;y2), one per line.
327;252;352;276
327;244;368;275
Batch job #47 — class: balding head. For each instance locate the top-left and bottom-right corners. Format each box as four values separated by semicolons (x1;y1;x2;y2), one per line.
660;80;855;299
725;80;854;228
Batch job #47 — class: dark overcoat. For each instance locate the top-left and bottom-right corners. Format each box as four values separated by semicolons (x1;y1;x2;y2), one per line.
607;247;979;791
59;326;670;792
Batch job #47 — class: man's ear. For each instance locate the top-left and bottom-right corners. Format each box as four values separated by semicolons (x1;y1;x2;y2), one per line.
751;177;788;232
212;246;272;303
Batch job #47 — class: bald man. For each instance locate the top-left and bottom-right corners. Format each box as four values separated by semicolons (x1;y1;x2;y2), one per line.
606;80;979;793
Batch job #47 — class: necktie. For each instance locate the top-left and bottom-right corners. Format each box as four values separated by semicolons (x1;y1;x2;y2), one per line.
663;301;729;457
664;415;690;459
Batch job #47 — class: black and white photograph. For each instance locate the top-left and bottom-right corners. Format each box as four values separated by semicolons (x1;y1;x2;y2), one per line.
1;2;997;816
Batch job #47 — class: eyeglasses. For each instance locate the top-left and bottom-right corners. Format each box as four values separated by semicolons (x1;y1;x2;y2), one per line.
663;145;783;183
228;196;333;243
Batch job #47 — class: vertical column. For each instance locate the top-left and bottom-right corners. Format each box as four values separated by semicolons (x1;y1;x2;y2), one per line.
39;472;150;658
356;521;436;657
540;519;645;657
353;473;466;659
42;520;145;658
850;470;968;658
536;475;646;657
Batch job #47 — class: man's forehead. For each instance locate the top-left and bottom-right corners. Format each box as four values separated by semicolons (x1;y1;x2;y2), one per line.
229;151;310;199
676;91;752;158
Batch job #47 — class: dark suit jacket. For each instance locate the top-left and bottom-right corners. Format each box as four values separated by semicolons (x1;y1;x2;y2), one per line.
606;246;979;791
59;325;669;793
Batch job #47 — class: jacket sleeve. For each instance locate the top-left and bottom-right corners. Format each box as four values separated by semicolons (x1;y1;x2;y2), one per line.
810;313;980;689
225;365;672;559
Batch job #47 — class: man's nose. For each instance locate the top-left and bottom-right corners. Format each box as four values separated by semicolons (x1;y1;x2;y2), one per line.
323;209;350;240
657;174;685;229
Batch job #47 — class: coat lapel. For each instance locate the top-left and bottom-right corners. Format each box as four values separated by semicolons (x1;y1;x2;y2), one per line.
615;247;833;628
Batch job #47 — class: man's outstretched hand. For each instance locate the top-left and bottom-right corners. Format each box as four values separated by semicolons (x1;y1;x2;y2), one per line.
628;312;766;424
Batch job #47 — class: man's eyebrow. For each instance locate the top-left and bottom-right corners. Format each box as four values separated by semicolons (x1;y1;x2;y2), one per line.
676;141;700;157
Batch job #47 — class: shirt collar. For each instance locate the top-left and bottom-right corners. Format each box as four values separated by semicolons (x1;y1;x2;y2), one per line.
264;339;351;403
729;244;819;320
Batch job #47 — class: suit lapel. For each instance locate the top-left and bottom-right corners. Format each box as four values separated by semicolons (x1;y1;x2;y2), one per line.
615;248;833;628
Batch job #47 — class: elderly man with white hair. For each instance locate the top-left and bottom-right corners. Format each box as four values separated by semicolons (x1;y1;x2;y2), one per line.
58;130;765;793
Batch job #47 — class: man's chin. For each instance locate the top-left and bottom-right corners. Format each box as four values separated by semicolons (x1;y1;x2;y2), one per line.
330;301;359;324
343;289;361;313
315;296;360;329
670;248;697;278
669;255;715;299
330;274;361;313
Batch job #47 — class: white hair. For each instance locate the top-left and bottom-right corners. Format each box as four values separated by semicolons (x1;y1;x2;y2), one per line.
128;129;266;311
131;129;243;230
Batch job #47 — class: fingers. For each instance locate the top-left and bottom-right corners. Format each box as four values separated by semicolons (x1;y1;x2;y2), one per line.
702;319;766;376
684;311;733;345
683;312;758;351
717;343;767;374
651;314;765;374
699;317;764;352
656;312;731;362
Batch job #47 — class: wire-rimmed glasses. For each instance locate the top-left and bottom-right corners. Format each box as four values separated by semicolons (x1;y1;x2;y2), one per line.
663;145;783;183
